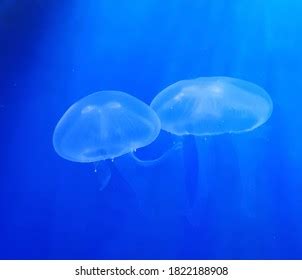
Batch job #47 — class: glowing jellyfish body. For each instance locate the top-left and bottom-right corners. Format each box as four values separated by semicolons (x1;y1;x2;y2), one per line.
151;77;273;136
53;91;161;163
148;77;273;226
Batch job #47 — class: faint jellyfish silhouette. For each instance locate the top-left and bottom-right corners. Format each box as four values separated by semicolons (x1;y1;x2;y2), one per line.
53;90;160;190
114;130;189;226
148;76;273;225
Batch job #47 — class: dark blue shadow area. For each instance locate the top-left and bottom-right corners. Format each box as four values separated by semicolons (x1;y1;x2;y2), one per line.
0;0;302;259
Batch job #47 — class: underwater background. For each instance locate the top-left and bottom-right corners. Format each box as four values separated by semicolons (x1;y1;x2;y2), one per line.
1;0;302;259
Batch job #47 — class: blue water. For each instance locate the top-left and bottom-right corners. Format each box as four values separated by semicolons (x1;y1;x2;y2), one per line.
1;0;302;260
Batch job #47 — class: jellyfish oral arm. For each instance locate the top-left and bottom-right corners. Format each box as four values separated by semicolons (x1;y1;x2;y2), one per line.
93;160;112;190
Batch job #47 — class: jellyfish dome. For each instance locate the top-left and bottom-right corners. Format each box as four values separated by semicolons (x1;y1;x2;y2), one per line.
151;77;273;136
53;91;161;162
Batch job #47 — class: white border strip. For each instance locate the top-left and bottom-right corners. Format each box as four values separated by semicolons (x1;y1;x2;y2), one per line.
0;260;301;280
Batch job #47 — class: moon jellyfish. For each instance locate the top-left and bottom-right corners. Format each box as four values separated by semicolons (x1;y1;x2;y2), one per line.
151;76;273;136
53;90;160;189
149;76;273;226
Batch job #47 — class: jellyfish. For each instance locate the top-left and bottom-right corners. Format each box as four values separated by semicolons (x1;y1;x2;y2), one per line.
143;76;273;225
150;76;273;136
117;76;273;213
53;90;161;189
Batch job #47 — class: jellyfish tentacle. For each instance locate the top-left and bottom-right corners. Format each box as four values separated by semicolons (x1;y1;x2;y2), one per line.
93;161;100;173
129;136;184;166
114;136;189;220
93;160;112;190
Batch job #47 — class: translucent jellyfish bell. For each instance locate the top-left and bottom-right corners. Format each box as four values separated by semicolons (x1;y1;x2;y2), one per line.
53;90;160;162
53;90;160;189
150;76;273;136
